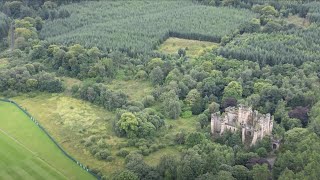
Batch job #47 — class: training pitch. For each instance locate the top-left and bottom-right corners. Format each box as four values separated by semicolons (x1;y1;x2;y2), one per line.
0;101;95;180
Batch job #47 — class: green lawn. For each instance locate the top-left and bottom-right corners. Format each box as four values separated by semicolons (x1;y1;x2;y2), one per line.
0;101;95;180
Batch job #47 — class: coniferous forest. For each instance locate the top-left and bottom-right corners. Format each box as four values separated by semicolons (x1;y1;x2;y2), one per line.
1;0;320;179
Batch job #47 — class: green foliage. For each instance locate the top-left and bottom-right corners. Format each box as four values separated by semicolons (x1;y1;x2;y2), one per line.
309;101;320;136
74;82;129;111
232;165;250;180
3;1;23;18
198;113;209;128
219;26;320;66
150;66;164;85
41;1;255;54
0;12;10;42
185;89;204;115
0;64;63;94
114;109;164;138
273;128;320;179
125;151;160;179
251;164;271;180
94;149;111;160
113;170;139;180
256;147;267;157
208;101;220;114
116;149;130;158
167;99;182;119
157;155;178;180
161;90;182;119
186;132;206;147
223;81;243;100
252;5;279;17
216;171;235;180
177;148;206;180
117;112;140;138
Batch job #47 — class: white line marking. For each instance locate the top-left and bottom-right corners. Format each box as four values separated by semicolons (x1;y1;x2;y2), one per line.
0;128;68;180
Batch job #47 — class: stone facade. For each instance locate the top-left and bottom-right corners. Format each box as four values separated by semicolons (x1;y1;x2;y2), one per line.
211;105;273;146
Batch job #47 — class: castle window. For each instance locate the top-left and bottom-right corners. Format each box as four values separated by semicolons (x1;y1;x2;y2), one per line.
273;143;278;150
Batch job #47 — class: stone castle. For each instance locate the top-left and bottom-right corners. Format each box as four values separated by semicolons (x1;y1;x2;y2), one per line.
211;105;273;146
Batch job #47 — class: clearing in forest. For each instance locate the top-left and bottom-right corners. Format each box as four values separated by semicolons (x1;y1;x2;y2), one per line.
158;37;219;57
0;101;95;180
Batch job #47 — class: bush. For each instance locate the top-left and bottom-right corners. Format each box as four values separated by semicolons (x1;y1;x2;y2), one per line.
256;147;268;158
89;146;99;155
106;156;115;162
97;139;108;148
181;110;192;118
185;132;205;147
142;95;155;107
139;145;150;156
175;131;186;145
95;149;111;160
150;144;159;152
117;149;130;157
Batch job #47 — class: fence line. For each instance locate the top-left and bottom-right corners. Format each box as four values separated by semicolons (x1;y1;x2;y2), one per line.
0;98;101;180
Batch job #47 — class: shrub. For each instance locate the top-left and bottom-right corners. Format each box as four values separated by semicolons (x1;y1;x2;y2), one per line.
106;156;115;162
256;147;268;158
117;149;130;157
175;131;186;145
142;95;155;107
95;149;111;160
181;110;192;118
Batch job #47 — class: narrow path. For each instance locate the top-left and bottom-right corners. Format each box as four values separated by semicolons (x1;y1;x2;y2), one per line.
266;155;277;168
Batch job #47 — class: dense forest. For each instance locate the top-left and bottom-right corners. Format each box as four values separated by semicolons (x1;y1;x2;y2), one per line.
1;0;320;179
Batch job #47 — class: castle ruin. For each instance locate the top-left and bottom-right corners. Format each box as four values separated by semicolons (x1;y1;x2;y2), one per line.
211;105;273;146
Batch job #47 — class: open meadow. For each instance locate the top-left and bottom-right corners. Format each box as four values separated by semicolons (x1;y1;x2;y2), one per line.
0;101;95;180
158;37;219;57
12;93;200;177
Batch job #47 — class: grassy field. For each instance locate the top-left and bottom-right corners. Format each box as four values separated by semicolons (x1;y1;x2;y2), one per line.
13;94;126;177
158;37;219;57
106;80;153;101
11;93;202;177
0;101;95;180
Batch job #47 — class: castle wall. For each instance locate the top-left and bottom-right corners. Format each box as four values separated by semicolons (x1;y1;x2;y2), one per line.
211;105;273;146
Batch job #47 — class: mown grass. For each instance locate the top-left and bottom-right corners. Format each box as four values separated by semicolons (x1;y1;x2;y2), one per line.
158;37;219;57
0;131;66;180
0;101;94;180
